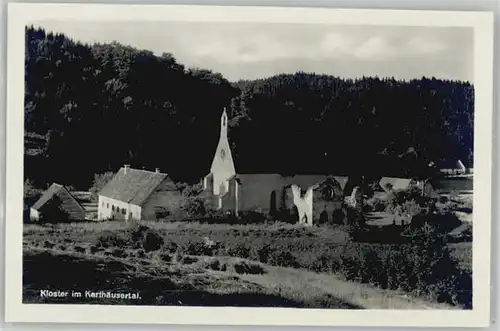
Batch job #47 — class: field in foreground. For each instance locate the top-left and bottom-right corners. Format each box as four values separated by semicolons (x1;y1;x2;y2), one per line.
23;220;472;309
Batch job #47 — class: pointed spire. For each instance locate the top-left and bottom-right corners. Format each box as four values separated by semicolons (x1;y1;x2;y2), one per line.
220;107;228;137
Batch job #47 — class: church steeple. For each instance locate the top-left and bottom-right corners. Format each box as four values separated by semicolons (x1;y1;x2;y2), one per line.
208;107;236;195
220;107;228;138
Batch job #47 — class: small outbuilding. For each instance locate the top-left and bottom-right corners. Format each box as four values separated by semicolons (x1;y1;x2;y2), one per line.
30;183;86;222
379;177;438;198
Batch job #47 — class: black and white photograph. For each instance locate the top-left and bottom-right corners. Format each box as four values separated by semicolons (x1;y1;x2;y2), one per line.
5;3;494;327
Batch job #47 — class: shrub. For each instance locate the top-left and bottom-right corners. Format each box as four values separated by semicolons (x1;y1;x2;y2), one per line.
128;225;164;252
267;250;298;268
94;225;165;252
73;245;86;253
225;243;251;259
231;260;265;275
386;187;422;211
179;183;214;219
163;241;179;253
400;199;422;217
135;249;146;258
55;244;66;251
337;229;472;308
142;230;164;252
310;251;342;273
95;231;131;248
371;198;387;212
111;248;127;258
24;179;42;200
180;256;198;264
180;238;221;256
172;246;185;263
43;240;55;249
249;244;273;263
207;259;221;271
410;213;462;234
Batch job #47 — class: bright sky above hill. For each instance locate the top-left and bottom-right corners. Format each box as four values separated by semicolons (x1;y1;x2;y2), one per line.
32;21;473;83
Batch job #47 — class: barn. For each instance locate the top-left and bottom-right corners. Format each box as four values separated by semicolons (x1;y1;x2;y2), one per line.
30;183;86;222
97;166;183;221
202;108;355;223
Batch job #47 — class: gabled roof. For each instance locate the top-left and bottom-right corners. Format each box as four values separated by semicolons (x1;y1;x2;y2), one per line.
31;183;83;210
379;177;415;192
99;167;168;206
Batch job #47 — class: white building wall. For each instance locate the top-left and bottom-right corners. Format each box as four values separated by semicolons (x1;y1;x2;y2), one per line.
97;195;141;221
30;208;40;221
209;109;236;195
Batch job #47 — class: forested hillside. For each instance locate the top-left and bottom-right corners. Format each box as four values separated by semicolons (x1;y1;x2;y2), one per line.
24;26;474;190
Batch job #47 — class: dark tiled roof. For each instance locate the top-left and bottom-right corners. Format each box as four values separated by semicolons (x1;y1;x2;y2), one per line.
31;183;84;212
31;183;64;210
99;167;168;206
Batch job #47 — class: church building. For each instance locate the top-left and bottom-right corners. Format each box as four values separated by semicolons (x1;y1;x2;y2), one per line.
202;108;356;224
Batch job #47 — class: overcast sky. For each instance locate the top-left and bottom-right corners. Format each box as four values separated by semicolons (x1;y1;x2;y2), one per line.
32;21;473;83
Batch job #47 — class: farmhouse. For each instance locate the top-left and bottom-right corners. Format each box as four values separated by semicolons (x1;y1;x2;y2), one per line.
379;177;437;198
30;183;86;222
97;166;182;221
202;108;356;222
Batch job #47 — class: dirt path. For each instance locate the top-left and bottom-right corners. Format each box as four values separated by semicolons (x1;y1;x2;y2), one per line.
237;264;456;310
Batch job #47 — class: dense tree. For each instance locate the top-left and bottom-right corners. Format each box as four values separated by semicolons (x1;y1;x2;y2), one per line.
24;26;474;190
89;172;115;201
229;74;473;177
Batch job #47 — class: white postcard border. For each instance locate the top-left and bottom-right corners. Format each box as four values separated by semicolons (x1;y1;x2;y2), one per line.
5;3;494;327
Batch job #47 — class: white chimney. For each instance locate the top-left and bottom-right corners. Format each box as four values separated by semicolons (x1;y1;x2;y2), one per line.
124;164;130;174
155;168;160;173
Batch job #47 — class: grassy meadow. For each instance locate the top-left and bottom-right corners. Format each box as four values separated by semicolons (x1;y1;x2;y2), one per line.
23;208;472;309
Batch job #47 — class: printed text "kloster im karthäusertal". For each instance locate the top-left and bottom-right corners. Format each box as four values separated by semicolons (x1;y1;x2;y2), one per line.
40;290;141;299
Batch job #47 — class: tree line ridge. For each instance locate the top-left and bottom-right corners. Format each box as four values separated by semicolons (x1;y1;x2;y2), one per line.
24;26;474;190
